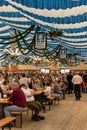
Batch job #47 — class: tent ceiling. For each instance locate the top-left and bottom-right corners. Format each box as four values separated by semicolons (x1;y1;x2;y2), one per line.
0;0;87;66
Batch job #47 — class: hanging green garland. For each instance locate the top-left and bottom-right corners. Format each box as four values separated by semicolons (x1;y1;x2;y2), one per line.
17;26;40;55
0;25;35;45
48;30;63;37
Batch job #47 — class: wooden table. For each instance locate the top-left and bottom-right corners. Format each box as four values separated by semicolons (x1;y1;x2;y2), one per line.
0;99;10;104
0;98;11;119
33;89;45;101
33;90;43;95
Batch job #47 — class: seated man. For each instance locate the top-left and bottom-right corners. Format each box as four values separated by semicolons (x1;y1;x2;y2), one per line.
53;79;66;99
21;84;45;121
4;82;27;117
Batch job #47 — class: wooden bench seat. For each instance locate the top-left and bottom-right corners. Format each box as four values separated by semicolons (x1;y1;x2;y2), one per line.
41;96;57;111
51;94;60;104
48;96;56;110
50;95;56;101
11;111;23;128
27;107;34;116
45;95;60;111
11;108;29;128
0;117;16;130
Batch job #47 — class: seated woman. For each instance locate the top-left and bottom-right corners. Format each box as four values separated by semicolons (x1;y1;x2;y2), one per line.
32;79;42;91
37;81;52;111
1;80;9;91
44;81;52;99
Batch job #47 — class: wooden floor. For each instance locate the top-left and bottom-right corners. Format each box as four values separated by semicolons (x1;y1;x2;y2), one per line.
1;93;87;130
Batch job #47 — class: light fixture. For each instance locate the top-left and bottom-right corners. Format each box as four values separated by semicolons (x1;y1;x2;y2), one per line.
72;0;79;1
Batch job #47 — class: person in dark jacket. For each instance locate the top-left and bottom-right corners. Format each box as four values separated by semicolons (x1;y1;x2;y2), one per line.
66;71;73;94
82;73;87;93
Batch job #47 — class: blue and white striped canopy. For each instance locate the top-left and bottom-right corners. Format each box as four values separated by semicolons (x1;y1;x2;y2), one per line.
0;0;87;63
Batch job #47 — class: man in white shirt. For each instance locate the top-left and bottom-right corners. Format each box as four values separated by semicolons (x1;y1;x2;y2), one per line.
21;84;45;121
72;71;82;100
19;73;29;86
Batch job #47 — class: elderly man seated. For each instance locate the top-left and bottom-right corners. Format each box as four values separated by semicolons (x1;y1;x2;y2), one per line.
4;82;27;117
21;84;45;121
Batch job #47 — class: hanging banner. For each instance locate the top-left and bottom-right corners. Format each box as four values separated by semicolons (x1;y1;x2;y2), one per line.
70;55;76;63
59;47;67;59
76;59;80;65
35;32;47;49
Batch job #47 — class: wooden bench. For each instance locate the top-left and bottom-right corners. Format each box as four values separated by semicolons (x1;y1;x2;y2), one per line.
51;94;60;104
11;111;22;128
41;96;57;112
0;117;16;130
27;107;34;116
48;96;57;110
45;95;60;111
11;108;30;128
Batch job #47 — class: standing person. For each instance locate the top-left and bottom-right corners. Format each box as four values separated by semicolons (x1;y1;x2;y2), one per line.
32;79;42;91
19;73;29;86
72;71;83;100
66;71;73;95
4;82;27;117
82;72;87;93
28;77;33;89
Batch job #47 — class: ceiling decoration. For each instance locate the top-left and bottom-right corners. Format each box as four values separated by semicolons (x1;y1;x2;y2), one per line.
0;0;87;66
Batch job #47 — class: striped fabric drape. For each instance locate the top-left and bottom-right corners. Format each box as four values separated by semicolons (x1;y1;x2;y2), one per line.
0;0;86;60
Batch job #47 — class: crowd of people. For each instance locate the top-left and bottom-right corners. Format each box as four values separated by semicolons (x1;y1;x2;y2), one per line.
0;70;87;122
